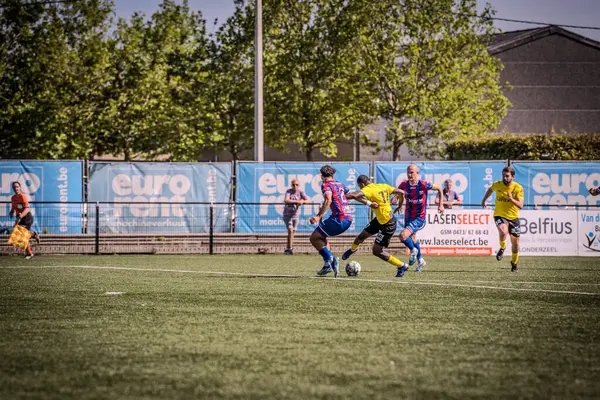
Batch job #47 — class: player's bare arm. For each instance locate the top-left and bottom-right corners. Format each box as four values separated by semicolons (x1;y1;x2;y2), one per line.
393;193;404;214
481;187;493;207
348;190;379;209
310;192;332;224
507;191;524;209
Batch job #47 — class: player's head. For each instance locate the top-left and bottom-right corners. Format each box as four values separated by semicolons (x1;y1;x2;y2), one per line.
357;175;371;189
444;179;453;190
407;164;419;182
320;165;336;180
502;166;515;185
12;182;21;195
290;179;300;191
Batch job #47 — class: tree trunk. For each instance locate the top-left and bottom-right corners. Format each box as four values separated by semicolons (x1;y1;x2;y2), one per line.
305;148;313;161
393;139;402;161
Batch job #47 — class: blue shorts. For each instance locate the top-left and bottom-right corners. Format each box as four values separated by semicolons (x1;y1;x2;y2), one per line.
404;217;426;234
316;217;352;238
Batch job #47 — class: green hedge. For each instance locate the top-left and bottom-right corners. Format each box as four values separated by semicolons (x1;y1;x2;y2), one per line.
446;133;600;160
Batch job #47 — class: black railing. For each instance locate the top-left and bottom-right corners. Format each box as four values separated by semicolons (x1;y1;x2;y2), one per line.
1;201;599;255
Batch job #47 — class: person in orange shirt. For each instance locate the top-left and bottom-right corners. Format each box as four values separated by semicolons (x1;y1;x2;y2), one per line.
9;182;39;259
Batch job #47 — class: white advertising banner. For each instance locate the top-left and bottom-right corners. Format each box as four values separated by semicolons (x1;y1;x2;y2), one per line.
514;210;578;256
415;209;591;257
417;209;495;256
577;211;600;257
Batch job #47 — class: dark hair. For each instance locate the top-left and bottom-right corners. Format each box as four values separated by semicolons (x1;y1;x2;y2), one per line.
12;181;20;188
357;175;370;186
502;166;515;177
320;165;336;178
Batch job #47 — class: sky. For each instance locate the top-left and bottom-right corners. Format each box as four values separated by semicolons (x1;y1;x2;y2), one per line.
114;0;600;42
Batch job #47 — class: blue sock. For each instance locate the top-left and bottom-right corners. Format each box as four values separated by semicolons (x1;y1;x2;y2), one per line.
403;237;415;251
319;247;332;265
414;240;422;259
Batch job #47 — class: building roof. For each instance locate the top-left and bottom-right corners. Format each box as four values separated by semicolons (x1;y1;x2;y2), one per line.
487;25;600;55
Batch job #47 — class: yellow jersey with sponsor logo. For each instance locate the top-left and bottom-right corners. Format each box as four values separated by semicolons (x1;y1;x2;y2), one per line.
360;183;395;224
491;180;523;220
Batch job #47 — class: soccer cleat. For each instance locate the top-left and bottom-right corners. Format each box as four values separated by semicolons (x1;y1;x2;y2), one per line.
284;248;293;255
496;248;505;261
511;262;518;272
395;264;409;278
316;265;333;276
25;254;34;260
331;256;340;278
342;248;357;260
408;247;418;265
415;258;426;272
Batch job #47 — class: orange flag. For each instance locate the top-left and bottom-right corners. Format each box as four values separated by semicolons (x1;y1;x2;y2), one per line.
8;224;32;251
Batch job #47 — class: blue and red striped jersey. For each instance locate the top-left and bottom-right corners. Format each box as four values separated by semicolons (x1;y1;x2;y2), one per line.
399;180;433;220
321;180;352;220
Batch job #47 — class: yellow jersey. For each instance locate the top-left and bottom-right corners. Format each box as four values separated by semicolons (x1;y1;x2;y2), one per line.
491;180;524;220
360;183;395;224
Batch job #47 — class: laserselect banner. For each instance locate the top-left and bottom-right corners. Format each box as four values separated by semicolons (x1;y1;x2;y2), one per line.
411;209;495;256
512;162;600;209
414;209;596;257
0;161;83;234
375;162;507;207
88;162;232;233
235;162;370;233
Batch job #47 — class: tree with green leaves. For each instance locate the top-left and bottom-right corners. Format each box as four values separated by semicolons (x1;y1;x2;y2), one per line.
262;0;378;161
356;0;510;160
144;0;212;161
198;0;256;161
0;0;114;159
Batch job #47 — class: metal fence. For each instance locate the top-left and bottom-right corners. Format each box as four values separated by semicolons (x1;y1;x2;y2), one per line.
2;202;598;256
0;202;374;255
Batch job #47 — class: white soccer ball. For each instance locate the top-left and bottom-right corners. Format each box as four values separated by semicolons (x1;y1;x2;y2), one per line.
345;261;361;276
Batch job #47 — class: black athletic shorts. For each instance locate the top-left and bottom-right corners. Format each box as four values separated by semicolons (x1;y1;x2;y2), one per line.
17;213;33;231
494;216;520;238
364;216;397;247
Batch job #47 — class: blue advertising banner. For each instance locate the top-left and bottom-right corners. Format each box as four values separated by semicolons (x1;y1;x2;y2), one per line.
512;162;600;208
236;162;371;233
374;162;507;207
0;161;83;234
88;162;232;233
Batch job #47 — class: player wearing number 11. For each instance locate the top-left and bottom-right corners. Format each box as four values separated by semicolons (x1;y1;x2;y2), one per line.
342;175;409;277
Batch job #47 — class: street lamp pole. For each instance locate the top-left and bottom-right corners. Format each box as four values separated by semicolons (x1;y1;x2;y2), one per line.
254;0;264;162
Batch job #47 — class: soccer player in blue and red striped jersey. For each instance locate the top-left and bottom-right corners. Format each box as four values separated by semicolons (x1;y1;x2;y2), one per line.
309;165;359;277
395;164;444;274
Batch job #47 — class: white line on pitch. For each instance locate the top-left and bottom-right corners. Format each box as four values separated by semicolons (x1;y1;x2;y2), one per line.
411;279;600;287
2;265;600;296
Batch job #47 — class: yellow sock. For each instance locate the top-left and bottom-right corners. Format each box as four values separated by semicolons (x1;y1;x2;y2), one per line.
500;240;506;249
511;253;519;264
351;243;360;251
387;255;403;267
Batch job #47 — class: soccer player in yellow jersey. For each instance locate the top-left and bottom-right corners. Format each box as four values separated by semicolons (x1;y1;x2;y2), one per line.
342;175;409;278
481;166;524;272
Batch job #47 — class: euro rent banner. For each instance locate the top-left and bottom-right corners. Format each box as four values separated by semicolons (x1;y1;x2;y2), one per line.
235;162;371;233
375;161;507;209
0;161;83;234
88;162;232;233
512;162;600;209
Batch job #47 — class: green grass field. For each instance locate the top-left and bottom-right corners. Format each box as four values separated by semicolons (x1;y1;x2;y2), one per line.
1;254;599;399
